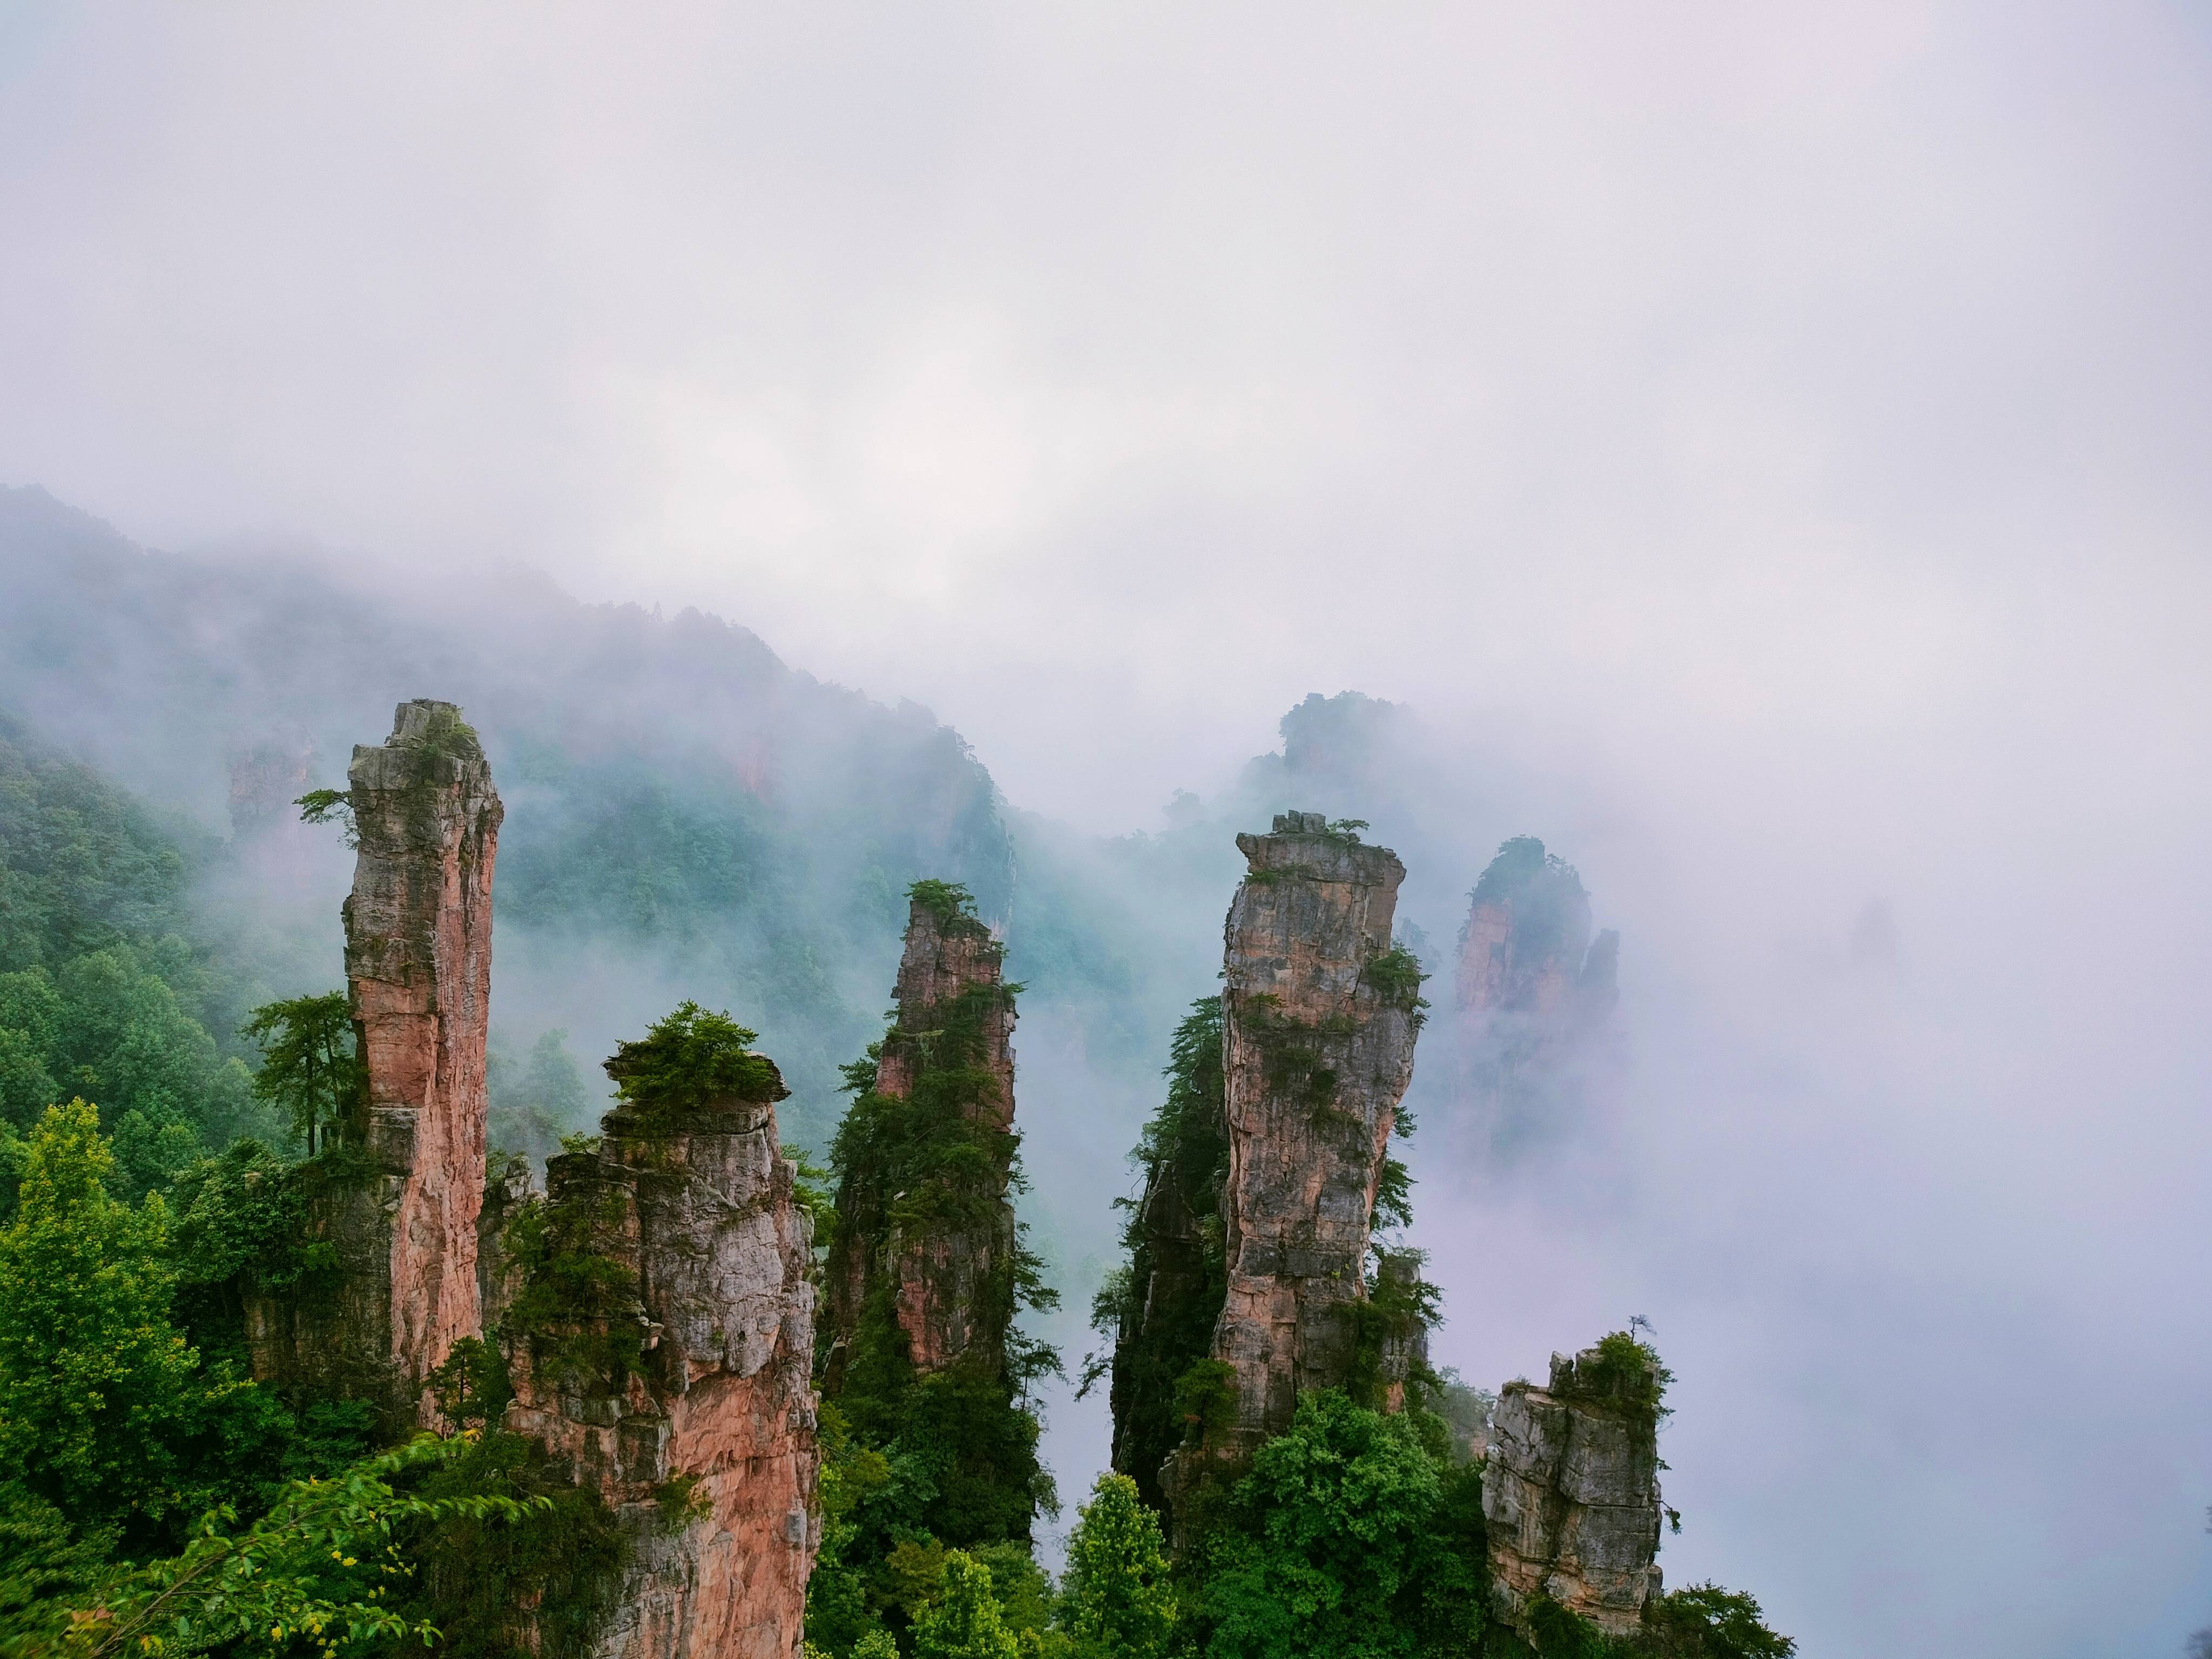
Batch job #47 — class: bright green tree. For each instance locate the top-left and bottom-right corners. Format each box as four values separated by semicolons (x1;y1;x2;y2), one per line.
913;1552;1020;1659
240;992;362;1156
1189;1390;1487;1659
0;1101;205;1532
6;1435;540;1659
1055;1474;1175;1659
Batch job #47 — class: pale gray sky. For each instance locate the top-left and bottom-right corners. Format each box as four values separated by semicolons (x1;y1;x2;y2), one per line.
4;6;2210;1654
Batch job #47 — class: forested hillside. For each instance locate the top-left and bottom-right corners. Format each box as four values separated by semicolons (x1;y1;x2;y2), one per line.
0;707;279;1193
0;486;1132;1149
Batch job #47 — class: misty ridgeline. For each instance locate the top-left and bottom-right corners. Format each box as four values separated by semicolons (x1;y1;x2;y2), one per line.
0;484;1793;1658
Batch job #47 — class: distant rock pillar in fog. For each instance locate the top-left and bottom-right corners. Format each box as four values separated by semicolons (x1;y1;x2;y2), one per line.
822;887;1020;1382
1453;835;1617;1131
1166;812;1422;1525
1482;1345;1664;1637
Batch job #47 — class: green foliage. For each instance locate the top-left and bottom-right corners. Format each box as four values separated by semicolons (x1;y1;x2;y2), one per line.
0;721;271;1177
49;1435;539;1659
0;713;199;976
0;1482;113;1657
1183;1391;1489;1659
1555;1332;1673;1432
498;1176;646;1398
1055;1474;1175;1659
1091;998;1230;1512
423;1338;514;1433
603;1001;782;1116
241;993;363;1156
913;1552;1019;1659
0;1101;207;1537
294;788;358;847
1359;946;1430;1029
786;1142;838;1253
166;1138;329;1363
1345;1251;1442;1412
1635;1584;1796;1658
397;1432;629;1659
907;881;997;946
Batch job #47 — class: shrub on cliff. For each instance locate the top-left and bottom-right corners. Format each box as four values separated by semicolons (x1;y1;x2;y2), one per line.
1087;996;1230;1513
603;1000;783;1112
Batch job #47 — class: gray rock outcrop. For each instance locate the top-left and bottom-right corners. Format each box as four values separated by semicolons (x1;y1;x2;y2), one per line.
1482;1345;1665;1638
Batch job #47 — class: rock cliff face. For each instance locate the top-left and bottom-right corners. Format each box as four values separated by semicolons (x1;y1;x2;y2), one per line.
502;1060;819;1659
824;890;1019;1383
349;700;503;1399
1178;812;1422;1493
1482;1346;1664;1638
246;700;501;1417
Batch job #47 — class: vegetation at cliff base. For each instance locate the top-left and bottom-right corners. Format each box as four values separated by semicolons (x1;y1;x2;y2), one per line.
808;883;1060;1656
1087;995;1230;1514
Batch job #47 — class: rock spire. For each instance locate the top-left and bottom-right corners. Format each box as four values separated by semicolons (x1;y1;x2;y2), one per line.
823;884;1021;1384
500;1032;820;1659
245;699;501;1417
1455;835;1615;1049
347;699;503;1398
1167;811;1424;1516
1482;1343;1666;1638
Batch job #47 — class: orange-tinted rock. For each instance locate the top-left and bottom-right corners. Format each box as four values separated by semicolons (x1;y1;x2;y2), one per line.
245;700;500;1421
1182;812;1422;1482
346;700;502;1404
823;893;1019;1381
503;1061;819;1659
868;899;1015;1129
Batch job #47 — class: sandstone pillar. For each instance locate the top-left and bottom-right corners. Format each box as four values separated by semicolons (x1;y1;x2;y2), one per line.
1177;811;1421;1493
1453;836;1617;1108
502;1053;819;1659
345;699;502;1399
244;699;500;1418
1481;1345;1665;1638
823;887;1019;1382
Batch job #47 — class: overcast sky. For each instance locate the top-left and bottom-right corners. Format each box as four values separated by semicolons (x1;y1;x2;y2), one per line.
4;6;2211;1655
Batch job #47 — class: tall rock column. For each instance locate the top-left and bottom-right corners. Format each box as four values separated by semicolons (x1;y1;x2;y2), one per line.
1176;811;1421;1499
346;699;503;1398
823;885;1019;1383
501;1034;820;1659
242;699;500;1417
1481;1344;1664;1638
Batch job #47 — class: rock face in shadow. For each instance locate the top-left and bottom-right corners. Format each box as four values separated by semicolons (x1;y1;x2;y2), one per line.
822;891;1020;1385
502;1060;819;1659
246;699;501;1418
1482;1346;1664;1638
1166;812;1423;1524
